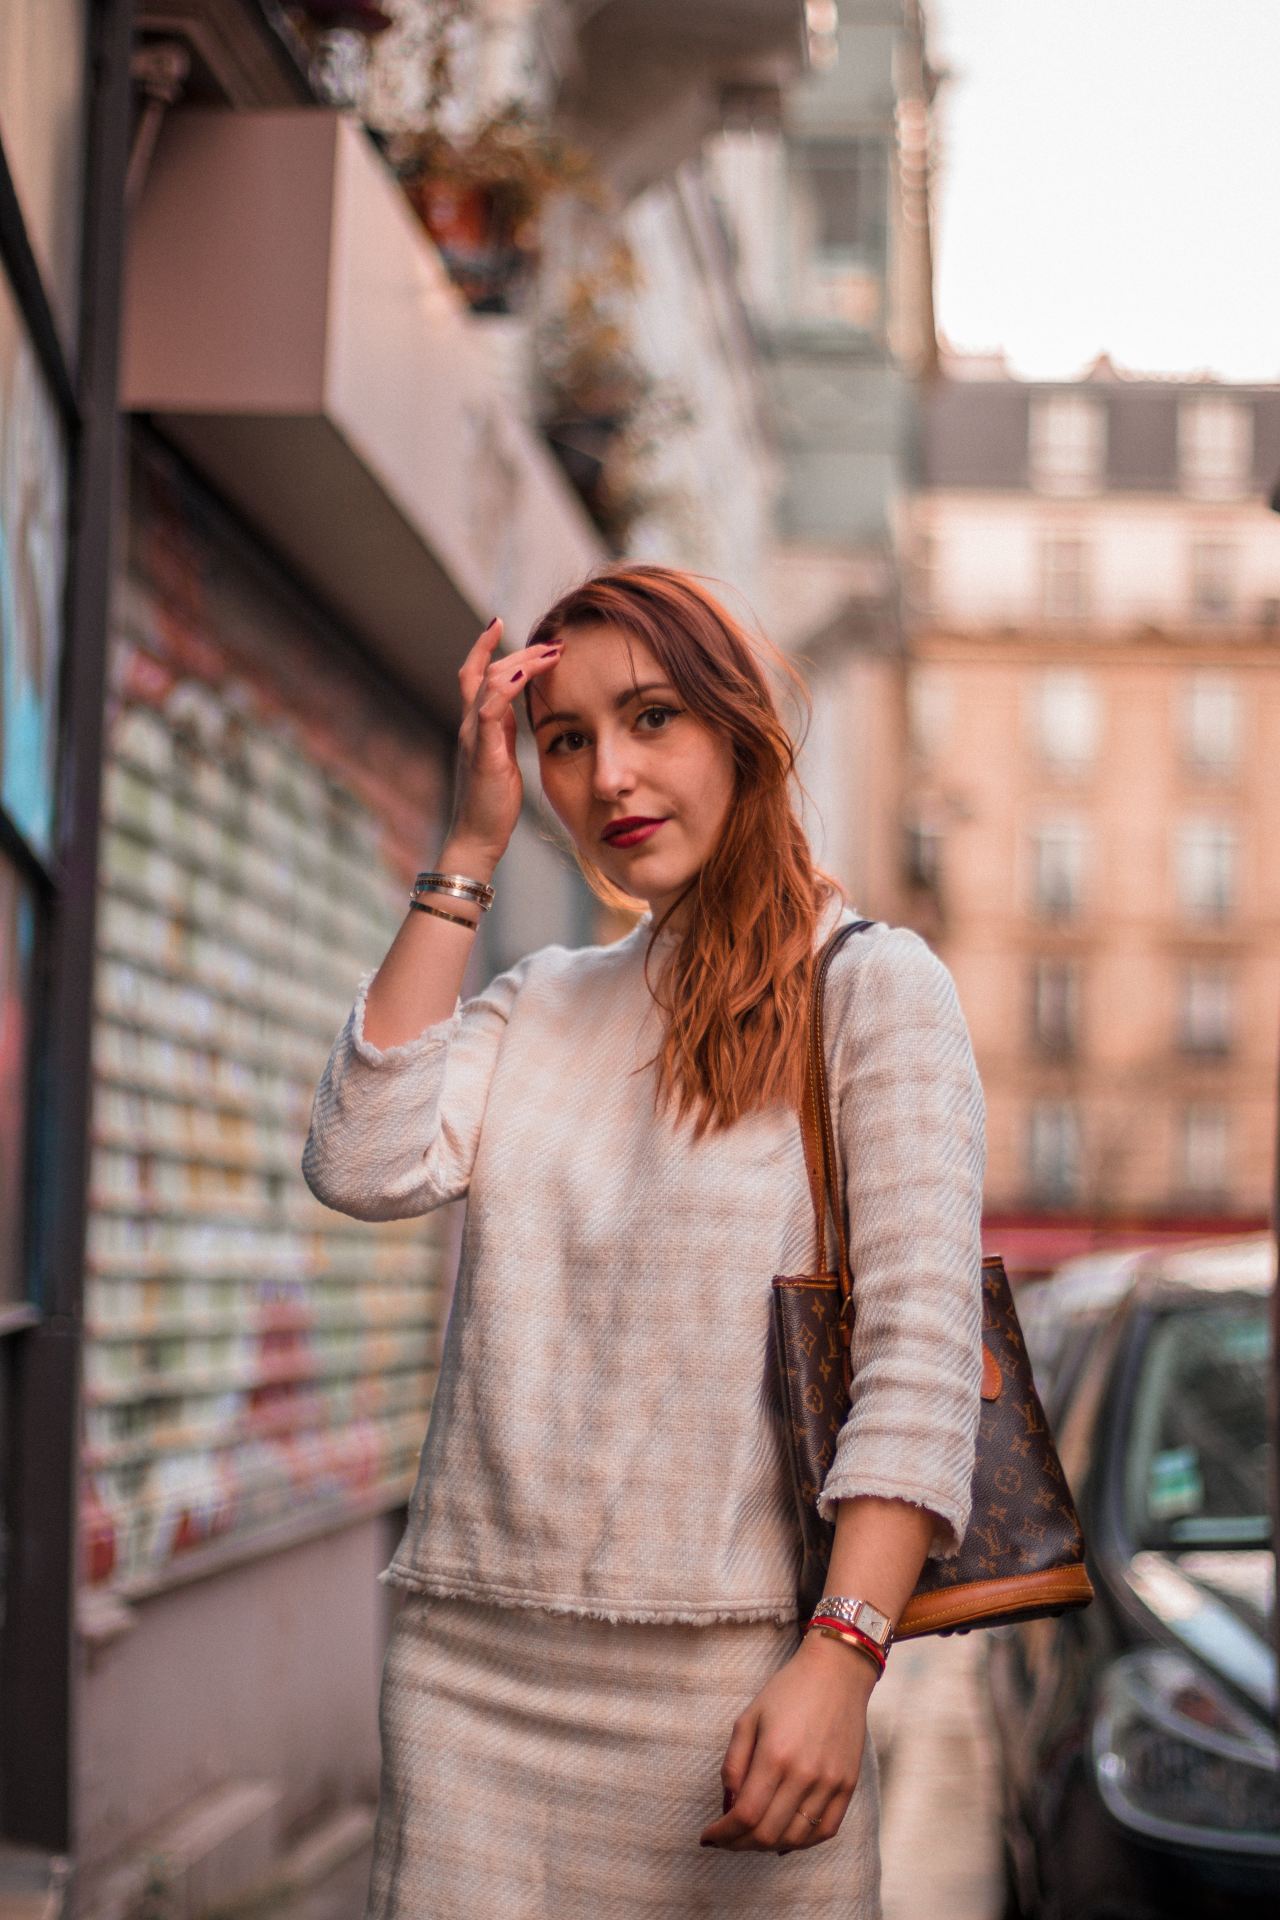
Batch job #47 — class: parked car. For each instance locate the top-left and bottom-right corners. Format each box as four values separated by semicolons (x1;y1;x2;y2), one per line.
986;1234;1278;1920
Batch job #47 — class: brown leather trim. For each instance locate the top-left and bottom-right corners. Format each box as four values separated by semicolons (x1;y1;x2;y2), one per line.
980;1342;1001;1401
773;1275;839;1290
895;1565;1095;1639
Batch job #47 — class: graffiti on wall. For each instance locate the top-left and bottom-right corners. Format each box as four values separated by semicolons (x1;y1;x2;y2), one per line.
80;448;454;1590
0;272;68;861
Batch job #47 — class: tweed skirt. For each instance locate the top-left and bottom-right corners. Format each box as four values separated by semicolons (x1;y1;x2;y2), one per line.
362;1591;882;1920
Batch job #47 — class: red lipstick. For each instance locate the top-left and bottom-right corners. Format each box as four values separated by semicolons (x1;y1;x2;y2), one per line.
602;817;666;849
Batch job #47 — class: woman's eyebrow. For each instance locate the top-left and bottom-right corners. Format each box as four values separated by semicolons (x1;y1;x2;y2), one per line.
531;682;676;733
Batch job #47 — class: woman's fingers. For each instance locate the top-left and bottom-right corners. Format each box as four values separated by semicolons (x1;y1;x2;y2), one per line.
448;621;563;861
720;1769;815;1851
701;1743;854;1852
700;1715;786;1849
473;643;561;731
772;1779;851;1853
459;614;564;716
458;615;504;707
719;1708;757;1805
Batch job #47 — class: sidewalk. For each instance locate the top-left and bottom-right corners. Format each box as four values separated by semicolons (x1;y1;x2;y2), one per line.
869;1630;1003;1920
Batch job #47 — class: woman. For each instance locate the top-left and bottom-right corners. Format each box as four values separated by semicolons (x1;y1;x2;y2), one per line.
302;564;986;1919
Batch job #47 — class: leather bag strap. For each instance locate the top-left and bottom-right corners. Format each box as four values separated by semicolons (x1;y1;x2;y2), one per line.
801;918;875;1374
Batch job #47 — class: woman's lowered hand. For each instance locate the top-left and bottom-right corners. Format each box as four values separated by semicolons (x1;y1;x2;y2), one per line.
697;1628;876;1854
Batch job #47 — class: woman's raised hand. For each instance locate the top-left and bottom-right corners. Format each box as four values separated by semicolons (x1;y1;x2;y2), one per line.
445;617;563;871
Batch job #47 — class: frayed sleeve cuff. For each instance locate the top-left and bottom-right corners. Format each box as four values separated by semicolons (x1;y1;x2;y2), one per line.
347;968;464;1070
815;1470;969;1561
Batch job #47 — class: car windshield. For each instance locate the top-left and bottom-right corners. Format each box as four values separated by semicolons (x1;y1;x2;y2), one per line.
1124;1299;1271;1551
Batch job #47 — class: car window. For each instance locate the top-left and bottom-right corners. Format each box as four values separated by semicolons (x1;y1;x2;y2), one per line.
1052;1312;1123;1503
1122;1300;1270;1551
1037;1316;1102;1426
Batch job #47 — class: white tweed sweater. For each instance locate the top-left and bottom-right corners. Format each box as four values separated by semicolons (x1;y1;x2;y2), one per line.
301;896;987;1625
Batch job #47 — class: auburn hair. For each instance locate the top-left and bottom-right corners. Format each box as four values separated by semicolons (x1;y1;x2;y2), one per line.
521;563;843;1138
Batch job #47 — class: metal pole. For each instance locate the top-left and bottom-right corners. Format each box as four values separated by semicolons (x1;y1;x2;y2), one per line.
1;0;134;1852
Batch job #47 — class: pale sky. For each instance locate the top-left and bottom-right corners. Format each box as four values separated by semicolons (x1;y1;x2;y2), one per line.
928;0;1280;381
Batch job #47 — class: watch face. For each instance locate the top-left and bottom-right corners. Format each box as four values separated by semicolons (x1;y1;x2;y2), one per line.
816;1596;894;1646
857;1602;892;1646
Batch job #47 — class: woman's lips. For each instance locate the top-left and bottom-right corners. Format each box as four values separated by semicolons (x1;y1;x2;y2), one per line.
602;819;666;849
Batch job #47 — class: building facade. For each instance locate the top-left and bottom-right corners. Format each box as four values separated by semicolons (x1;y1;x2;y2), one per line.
900;364;1280;1270
709;0;938;901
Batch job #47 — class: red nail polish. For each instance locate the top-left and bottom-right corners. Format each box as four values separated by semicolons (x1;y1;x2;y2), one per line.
512;670;523;682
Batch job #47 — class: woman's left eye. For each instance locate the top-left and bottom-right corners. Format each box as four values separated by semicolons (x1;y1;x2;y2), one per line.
638;705;680;733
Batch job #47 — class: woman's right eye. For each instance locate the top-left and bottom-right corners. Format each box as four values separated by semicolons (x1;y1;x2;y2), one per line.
545;730;588;756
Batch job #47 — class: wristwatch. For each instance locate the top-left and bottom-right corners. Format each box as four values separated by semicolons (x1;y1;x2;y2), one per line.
807;1594;894;1655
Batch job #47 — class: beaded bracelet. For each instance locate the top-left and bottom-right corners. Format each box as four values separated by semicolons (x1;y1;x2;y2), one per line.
409;898;479;931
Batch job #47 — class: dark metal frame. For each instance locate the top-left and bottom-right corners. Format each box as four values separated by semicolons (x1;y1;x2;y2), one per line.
0;0;135;1855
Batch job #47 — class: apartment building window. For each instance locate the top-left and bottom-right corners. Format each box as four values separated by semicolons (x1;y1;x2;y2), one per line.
1031;958;1081;1057
1176;818;1237;921
1189;539;1237;621
1177;396;1253;500
1029;394;1107;495
1182;672;1240;774
1027;1101;1081;1205
903;815;943;893
1178;964;1234;1057
1031;817;1088;921
907;663;950;760
1031;669;1100;772
1178;1105;1229;1205
803;137;889;259
908;532;937;622
1040;534;1092;621
793;137;888;327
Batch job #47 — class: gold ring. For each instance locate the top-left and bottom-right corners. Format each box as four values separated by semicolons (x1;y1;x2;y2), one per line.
801;1809;821;1829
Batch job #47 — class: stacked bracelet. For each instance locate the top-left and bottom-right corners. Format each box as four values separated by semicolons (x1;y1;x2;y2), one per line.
803;1593;892;1680
409;898;479;931
411;870;495;914
806;1622;886;1679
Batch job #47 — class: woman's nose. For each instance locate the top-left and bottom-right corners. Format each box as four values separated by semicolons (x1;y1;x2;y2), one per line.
590;732;636;800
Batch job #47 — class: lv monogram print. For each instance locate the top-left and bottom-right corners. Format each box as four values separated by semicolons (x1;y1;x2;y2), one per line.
773;918;1092;1637
773;1254;1092;1632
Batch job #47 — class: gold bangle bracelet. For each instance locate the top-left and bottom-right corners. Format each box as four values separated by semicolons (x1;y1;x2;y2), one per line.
408;898;479;931
414;870;495;906
412;879;493;911
809;1624;883;1679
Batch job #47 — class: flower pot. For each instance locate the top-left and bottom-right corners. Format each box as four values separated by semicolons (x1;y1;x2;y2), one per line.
411;179;537;312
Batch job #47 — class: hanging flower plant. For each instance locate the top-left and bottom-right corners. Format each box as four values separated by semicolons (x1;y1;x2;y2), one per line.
532;245;698;551
390;107;602;312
